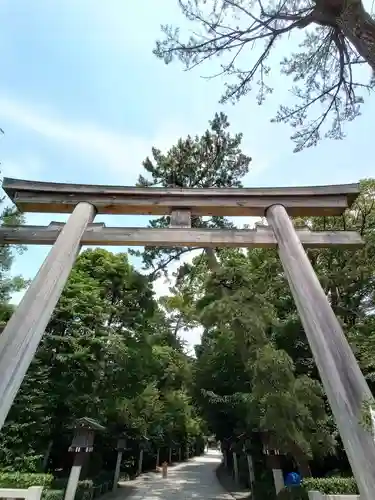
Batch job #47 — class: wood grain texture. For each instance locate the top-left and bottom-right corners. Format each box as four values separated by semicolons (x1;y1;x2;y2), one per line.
0;223;364;248
2;177;359;216
266;204;375;500
169;209;191;228
0;202;96;430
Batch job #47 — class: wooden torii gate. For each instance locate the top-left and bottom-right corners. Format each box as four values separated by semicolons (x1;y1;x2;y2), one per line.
0;177;374;498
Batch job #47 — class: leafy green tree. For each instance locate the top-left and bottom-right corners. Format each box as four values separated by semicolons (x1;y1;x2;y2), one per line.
300;179;375;390
0;248;204;471
0;204;28;326
135;112;251;278
161;245;330;473
155;0;375;151
181;178;375;477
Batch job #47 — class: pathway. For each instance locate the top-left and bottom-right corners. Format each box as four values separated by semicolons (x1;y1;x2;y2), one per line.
118;450;233;500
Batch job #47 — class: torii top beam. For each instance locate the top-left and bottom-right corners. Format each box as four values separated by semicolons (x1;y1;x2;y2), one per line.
2;178;359;217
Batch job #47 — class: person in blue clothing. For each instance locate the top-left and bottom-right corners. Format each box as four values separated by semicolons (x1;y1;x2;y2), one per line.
285;471;302;487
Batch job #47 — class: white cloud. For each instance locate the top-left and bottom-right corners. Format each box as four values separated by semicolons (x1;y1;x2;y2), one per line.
0;96;193;183
0;94;272;186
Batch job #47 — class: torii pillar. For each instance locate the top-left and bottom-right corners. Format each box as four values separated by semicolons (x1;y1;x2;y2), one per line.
267;204;375;500
0;202;96;429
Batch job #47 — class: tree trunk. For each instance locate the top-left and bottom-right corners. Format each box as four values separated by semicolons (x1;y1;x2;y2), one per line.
204;248;220;271
246;453;255;484
223;449;228;468
156;448;160;469
42;439;54;471
64;453;86;500
336;1;375;71
295;455;312;478
232;452;239;484
314;0;375;70
246;453;255;497
138;449;143;476
113;450;123;492
287;440;312;478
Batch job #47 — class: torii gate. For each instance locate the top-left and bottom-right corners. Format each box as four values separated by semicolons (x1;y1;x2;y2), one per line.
0;177;374;499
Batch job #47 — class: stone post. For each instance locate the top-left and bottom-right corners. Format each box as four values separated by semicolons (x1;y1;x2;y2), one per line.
272;468;284;495
113;438;126;491
64;453;86;500
246;453;255;498
223;450;228;468
138;449;144;476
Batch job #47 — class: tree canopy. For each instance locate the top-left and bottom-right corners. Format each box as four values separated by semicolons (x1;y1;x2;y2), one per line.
160;178;375;478
154;0;375;151
0;202;28;328
134;112;251;280
0;248;204;472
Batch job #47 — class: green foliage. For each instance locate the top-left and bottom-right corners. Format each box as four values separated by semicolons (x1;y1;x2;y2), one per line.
0;204;28;325
3;121;375;493
0;472;53;488
253;469;277;500
172;178;375;477
0;454;44;473
135;112;251;280
134;120;375;476
181;247;334;466
74;481;94;500
51;479;93;490
42;490;64;500
139;112;250;190
154;1;375;152
0;247;204;471
302;477;358;494
359;398;375;433
51;478;107;500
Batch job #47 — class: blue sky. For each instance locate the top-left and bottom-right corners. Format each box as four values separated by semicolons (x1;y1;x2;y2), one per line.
1;0;375;349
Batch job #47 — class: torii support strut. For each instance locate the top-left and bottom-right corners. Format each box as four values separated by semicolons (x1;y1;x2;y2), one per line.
0;178;375;499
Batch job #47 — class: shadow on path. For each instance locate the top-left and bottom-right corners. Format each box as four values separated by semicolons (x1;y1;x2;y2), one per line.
117;450;233;500
216;463;251;500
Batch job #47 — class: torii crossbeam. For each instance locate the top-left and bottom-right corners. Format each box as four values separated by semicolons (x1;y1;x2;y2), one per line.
0;177;374;500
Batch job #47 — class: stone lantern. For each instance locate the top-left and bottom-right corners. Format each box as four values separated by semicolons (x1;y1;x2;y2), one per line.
64;418;105;500
137;436;149;476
